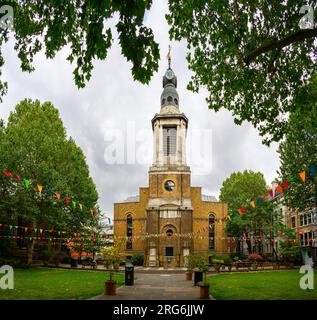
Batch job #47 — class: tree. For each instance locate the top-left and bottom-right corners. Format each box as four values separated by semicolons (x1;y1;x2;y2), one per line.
0;99;99;264
278;74;317;211
166;0;317;144
219;170;278;254
1;2;316;145
0;0;159;101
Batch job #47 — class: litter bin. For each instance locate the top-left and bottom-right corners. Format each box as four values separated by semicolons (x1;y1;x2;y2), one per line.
125;262;134;286
194;269;203;286
70;259;78;268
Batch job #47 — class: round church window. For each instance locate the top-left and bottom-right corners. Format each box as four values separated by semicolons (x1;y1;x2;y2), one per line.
164;180;175;191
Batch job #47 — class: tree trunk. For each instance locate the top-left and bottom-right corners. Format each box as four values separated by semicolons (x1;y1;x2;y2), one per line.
27;240;34;266
246;239;252;254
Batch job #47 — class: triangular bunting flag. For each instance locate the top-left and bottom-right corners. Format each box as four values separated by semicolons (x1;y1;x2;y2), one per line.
299;171;306;182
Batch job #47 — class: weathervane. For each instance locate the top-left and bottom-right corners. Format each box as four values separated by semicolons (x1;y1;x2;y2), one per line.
167;44;171;69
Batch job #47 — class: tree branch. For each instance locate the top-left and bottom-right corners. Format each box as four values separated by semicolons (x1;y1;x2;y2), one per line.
244;28;317;65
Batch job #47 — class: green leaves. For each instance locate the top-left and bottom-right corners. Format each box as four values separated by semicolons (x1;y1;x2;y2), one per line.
0;0;160;101
0;99;98;230
278;75;317;211
167;0;317;144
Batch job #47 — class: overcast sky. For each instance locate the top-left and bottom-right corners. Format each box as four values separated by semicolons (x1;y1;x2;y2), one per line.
0;1;280;217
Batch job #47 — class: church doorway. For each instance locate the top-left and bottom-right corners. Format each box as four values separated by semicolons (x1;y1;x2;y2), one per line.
165;246;174;257
165;246;174;267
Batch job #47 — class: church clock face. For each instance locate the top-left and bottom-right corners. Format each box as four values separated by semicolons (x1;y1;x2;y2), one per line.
164;180;175;192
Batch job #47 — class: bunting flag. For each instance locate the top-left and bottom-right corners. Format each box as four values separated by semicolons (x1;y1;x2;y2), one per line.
309;165;316;177
282;181;289;190
79;203;83;211
241;206;246;213
72;200;76;209
268;189;273;197
276;185;283;193
250;201;255;208
299;171;306;182
238;209;242;216
0;164;98;220
23;179;30;189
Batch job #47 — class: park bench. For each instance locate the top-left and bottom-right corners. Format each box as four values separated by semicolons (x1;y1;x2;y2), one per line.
235;261;252;271
81;257;97;269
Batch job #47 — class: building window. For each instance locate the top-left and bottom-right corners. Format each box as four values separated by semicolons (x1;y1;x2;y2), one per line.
166;229;173;236
174;98;178;105
300;231;313;247
299;211;313;227
163;127;177;156
209;214;215;250
291;216;296;228
167;96;173;103
162;98;166;105
126;214;132;250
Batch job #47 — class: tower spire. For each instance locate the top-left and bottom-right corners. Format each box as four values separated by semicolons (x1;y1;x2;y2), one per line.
167;44;171;69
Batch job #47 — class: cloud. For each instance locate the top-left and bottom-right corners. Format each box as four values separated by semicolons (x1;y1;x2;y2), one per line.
0;1;280;216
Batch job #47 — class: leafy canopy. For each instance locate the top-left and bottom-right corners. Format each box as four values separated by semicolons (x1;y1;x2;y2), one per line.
0;99;98;231
1;1;316;145
278;74;317;211
167;0;317;144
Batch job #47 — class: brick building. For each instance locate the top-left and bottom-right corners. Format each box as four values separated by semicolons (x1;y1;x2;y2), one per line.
114;62;228;267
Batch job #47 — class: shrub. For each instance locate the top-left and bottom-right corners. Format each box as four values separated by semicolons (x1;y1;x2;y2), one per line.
131;254;144;266
247;253;264;262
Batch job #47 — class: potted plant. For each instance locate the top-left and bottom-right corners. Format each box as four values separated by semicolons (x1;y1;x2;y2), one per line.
185;252;197;281
101;246;121;295
197;259;210;299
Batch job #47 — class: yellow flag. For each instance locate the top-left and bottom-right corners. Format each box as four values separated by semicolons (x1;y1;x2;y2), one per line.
79;203;83;211
299;171;306;182
37;185;43;193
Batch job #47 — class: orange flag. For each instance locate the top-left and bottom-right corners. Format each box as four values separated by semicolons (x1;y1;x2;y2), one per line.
299;171;306;182
37;185;43;193
55;192;61;200
238;209;242;216
250;201;255;208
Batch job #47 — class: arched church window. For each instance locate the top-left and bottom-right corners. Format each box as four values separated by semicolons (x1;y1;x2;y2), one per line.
166;229;173;237
174;98;178;105
167;96;173;102
126;214;133;250
162;98;166;105
209;214;215;250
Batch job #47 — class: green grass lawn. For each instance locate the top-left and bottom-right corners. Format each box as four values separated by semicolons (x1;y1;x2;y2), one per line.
207;269;317;300
0;267;124;300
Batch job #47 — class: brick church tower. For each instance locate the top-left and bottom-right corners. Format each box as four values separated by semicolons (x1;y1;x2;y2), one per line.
114;53;228;267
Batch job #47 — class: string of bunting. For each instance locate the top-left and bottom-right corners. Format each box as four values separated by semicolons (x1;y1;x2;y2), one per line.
0;163;101;219
226;164;317;220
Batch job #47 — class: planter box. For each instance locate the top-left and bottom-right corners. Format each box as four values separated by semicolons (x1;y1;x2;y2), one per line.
105;281;116;295
199;284;210;299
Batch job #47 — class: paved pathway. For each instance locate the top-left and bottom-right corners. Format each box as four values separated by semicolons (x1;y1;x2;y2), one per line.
92;273;213;300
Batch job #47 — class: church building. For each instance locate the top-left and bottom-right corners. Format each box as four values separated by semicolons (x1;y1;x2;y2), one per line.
114;58;228;267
